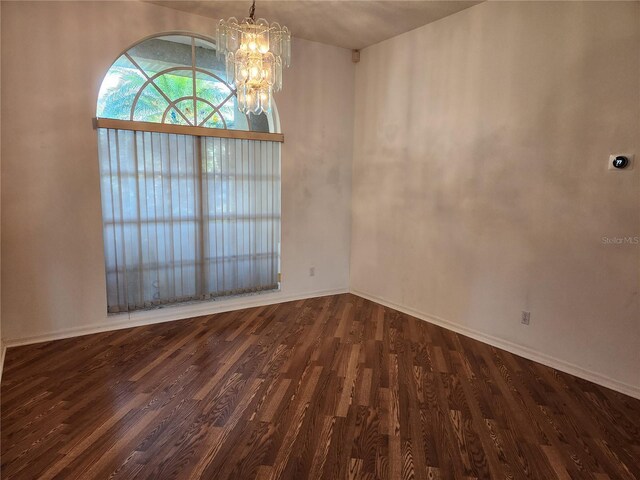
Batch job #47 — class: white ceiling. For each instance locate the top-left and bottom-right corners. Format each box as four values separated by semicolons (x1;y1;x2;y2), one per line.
147;1;482;50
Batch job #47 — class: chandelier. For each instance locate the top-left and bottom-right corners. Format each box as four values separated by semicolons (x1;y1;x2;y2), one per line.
216;0;291;115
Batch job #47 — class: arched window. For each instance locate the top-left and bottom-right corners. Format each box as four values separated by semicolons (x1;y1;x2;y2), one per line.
96;33;275;132
96;34;282;314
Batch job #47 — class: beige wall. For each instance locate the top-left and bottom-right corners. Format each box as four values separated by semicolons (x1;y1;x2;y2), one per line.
1;1;353;341
351;1;639;392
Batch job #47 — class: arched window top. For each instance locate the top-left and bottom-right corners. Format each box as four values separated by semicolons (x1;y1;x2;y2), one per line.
97;34;274;133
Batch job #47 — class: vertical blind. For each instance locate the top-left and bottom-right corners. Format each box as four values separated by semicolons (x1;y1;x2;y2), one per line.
98;128;281;313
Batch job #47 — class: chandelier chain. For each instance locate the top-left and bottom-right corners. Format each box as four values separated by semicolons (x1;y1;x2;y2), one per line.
249;0;256;22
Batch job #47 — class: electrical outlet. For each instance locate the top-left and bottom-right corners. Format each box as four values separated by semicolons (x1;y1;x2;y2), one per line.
309;267;315;277
521;311;531;325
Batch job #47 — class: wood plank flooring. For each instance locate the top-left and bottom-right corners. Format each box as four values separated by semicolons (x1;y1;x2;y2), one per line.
2;294;639;479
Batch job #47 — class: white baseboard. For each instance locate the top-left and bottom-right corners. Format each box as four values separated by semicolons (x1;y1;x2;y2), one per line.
3;288;349;349
350;289;640;400
0;341;6;383
4;287;638;400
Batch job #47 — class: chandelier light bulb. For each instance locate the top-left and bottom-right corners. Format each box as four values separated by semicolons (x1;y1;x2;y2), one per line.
216;0;291;115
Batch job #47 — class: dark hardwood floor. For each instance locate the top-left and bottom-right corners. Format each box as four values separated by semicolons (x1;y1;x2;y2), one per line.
1;294;639;479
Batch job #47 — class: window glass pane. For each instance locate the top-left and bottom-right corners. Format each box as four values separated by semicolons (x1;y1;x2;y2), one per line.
145;70;195;124
227;98;249;130
132;84;170;122
165;107;191;126
194;37;226;77
153;71;194;101
249;112;270;133
195;100;224;129
195;72;232;105
195;72;231;122
173;99;197;125
97;55;145;120
127;35;194;76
